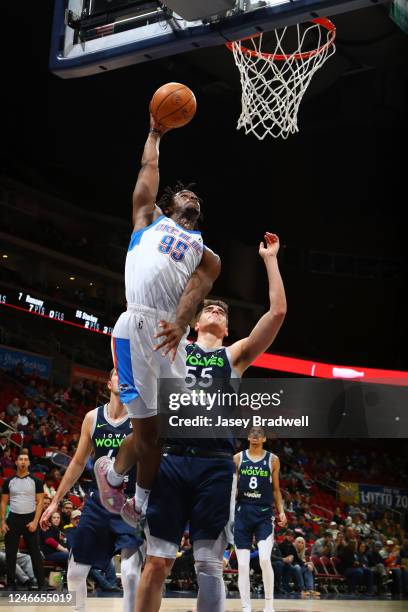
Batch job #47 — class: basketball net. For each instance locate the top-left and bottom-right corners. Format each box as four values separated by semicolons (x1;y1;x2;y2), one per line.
226;18;336;140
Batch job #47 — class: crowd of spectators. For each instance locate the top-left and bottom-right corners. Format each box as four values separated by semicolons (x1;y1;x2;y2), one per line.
0;366;121;592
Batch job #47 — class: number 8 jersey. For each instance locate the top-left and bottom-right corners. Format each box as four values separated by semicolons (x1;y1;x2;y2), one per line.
126;215;204;314
237;450;276;506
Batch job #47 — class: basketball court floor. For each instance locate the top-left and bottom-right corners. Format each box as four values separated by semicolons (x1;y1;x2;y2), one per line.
7;598;408;612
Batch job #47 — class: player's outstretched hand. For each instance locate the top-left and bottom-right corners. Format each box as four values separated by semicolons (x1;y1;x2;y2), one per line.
40;501;59;531
150;112;171;135
277;511;287;528
259;232;280;259
154;320;187;362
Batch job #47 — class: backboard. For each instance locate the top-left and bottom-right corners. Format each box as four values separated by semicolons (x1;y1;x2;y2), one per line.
50;0;390;78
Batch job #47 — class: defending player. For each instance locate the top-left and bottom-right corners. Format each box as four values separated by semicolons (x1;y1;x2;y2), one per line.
108;232;286;612
235;426;286;612
40;369;144;612
94;113;220;526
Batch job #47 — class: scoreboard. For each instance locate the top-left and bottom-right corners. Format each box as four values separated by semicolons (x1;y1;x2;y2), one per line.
0;287;114;336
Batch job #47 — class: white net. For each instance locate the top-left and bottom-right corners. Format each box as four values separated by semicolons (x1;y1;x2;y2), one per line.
228;19;336;140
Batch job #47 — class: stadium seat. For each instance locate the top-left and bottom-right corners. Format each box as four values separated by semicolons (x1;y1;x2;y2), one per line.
320;556;345;593
31;445;46;458
3;468;16;478
33;471;45;481
310;555;330;593
10;432;22;445
330;556;345;578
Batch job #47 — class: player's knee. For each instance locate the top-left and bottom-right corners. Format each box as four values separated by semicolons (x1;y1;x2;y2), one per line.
143;556;173;584
121;558;140;585
195;560;223;578
67;562;87;587
237;558;248;571
259;556;272;570
131;418;158;450
195;562;225;609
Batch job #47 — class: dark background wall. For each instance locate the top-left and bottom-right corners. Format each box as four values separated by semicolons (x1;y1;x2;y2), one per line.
1;2;407;369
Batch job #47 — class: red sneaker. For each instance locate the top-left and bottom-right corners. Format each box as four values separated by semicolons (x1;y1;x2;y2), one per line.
93;456;125;514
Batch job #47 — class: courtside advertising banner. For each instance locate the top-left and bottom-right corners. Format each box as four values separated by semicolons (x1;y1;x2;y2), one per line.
0;344;51;379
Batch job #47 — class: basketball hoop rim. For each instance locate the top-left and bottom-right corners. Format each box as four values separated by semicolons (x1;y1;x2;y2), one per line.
225;17;336;61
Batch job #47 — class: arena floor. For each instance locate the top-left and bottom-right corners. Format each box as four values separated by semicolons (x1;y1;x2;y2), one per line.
159;599;408;611
8;598;408;612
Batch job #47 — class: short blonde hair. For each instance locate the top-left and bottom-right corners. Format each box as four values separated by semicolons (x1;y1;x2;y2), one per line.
295;536;306;560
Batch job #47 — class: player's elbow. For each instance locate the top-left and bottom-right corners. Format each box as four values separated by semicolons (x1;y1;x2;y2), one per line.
202;248;221;282
203;270;218;296
207;253;221;286
71;457;87;473
213;254;221;279
269;304;287;322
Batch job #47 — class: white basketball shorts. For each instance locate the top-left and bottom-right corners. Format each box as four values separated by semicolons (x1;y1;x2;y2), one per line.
111;304;188;419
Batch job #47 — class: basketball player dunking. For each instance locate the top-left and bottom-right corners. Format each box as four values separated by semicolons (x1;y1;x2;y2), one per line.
108;232;286;612
40;369;144;612
93;113;220;527
235;426;286;612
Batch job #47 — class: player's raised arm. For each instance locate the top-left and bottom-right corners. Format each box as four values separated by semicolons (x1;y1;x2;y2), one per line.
229;232;286;375
40;411;94;529
154;247;221;360
132;114;170;231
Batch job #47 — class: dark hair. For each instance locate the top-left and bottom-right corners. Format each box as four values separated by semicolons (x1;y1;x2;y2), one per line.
196;299;229;323
17;453;29;460
157;181;203;217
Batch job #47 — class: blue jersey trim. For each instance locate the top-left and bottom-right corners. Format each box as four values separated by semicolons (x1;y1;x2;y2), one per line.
128;215;165;251
113;337;140;404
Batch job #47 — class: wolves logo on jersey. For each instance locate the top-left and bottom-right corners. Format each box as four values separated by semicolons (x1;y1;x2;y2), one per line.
238;450;273;505
235;450;276;550
69;405;143;570
90;404;135;497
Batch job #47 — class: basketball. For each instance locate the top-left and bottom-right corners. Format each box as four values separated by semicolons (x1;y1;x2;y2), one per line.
150;82;197;129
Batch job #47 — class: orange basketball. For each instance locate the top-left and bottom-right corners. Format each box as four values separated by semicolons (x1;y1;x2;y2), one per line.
150;82;197;129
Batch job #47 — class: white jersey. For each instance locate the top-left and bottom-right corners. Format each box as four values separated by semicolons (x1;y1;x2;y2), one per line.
125;214;204;314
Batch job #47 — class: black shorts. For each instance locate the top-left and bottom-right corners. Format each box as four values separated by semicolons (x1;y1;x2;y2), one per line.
71;493;143;569
234;502;274;550
146;454;234;545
